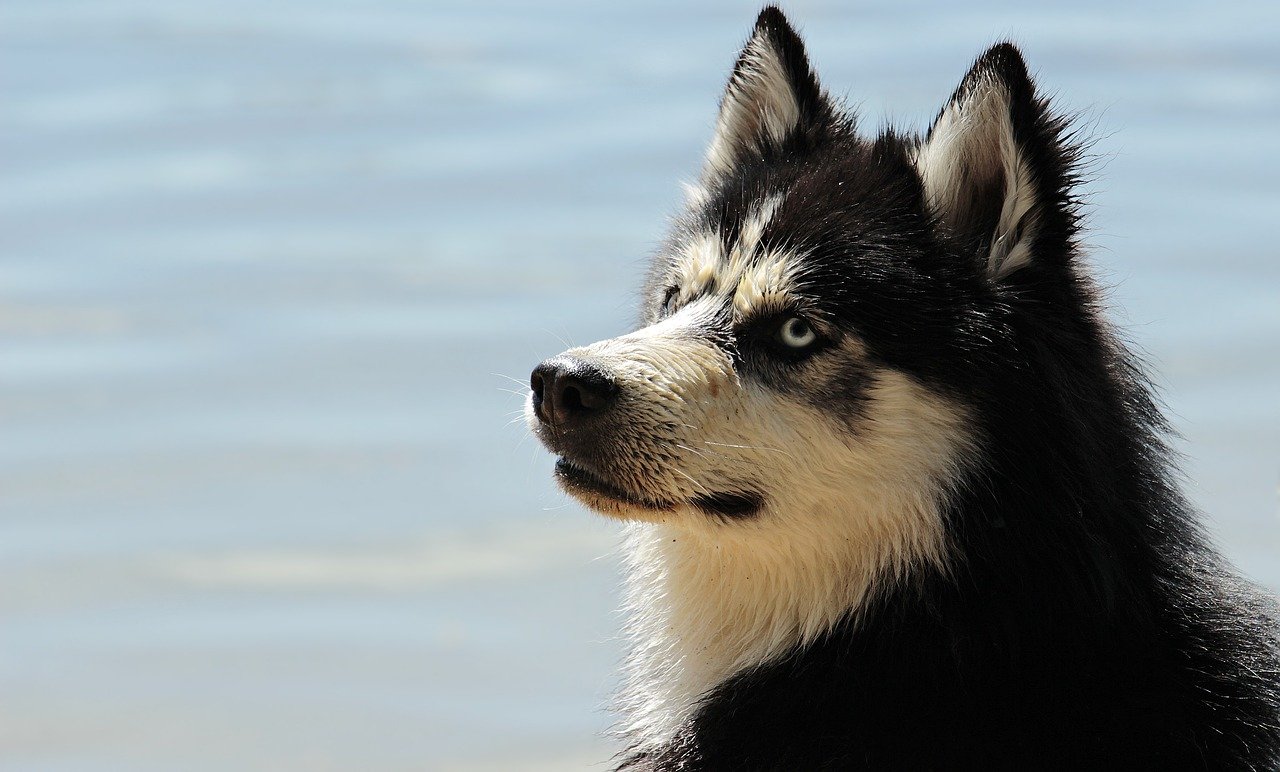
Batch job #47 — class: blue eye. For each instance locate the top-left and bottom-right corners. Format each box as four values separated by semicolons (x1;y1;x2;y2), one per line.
777;317;817;348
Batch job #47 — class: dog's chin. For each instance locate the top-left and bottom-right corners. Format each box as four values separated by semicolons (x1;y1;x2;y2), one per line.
554;458;764;522
554;458;673;522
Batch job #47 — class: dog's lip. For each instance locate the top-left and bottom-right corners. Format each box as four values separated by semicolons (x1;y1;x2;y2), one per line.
554;458;764;518
555;458;673;510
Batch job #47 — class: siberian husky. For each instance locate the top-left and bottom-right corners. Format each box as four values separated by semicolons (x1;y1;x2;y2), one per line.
526;7;1280;769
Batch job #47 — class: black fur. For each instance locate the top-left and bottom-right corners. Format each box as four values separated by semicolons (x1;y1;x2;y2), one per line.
622;7;1280;770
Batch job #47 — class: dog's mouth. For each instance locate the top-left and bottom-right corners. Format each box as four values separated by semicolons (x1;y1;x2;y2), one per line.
554;458;764;519
554;458;671;511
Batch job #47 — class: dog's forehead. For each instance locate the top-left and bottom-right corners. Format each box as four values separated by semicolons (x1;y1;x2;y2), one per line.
668;193;809;317
660;135;928;317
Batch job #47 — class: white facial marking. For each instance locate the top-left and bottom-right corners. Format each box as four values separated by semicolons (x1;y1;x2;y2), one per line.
732;245;799;317
671;194;800;322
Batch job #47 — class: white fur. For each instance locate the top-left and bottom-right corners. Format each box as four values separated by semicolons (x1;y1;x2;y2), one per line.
669;195;795;319
680;181;710;208
914;76;1038;278
733;246;799;317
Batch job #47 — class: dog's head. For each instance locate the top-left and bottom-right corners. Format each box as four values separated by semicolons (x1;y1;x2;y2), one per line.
527;8;1080;556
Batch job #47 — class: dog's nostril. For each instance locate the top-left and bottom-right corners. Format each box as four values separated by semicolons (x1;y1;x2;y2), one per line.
557;369;617;418
561;384;584;412
530;371;545;400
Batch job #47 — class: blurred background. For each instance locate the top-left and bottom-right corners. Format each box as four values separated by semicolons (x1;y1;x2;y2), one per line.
2;1;1277;769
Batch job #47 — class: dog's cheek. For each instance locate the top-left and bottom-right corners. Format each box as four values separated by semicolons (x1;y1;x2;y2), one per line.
685;387;803;495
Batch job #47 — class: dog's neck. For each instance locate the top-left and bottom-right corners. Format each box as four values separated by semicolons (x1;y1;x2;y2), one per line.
616;492;946;751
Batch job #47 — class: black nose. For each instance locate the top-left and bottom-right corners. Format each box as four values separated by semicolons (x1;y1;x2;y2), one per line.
530;357;618;426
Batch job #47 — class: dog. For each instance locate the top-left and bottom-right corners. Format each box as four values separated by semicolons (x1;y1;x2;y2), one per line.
526;7;1280;769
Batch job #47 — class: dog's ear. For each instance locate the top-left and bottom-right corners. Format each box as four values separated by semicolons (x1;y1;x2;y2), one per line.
704;7;830;183
915;44;1075;279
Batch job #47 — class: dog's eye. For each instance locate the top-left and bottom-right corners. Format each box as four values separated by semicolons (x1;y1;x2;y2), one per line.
777;316;817;348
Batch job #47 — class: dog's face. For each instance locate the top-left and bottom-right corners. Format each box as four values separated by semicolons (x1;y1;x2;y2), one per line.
527;165;975;542
528;10;1075;552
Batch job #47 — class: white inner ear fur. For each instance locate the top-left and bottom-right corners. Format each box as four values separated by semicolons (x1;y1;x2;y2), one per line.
705;36;801;181
914;77;1037;278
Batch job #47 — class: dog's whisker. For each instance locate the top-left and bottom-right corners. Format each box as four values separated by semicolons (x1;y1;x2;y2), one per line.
491;372;530;388
669;467;713;497
673;443;709;459
676;442;749;465
542;328;576;351
702;440;794;458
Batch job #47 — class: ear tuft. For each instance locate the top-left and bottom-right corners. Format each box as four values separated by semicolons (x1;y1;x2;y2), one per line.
704;7;830;182
915;43;1071;279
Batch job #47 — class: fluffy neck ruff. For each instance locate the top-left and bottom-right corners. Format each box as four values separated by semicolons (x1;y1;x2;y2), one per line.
616;489;951;752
